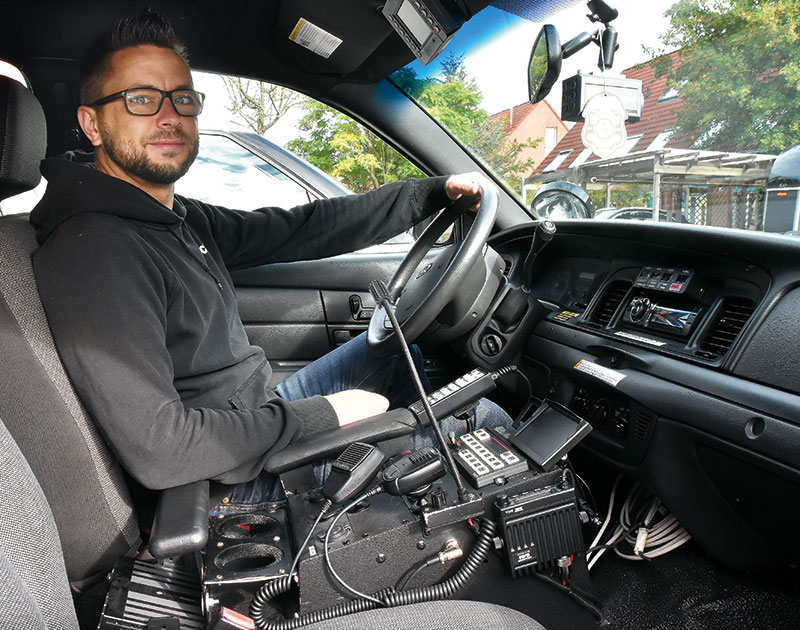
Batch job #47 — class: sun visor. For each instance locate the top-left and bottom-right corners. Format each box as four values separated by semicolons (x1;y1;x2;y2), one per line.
273;0;397;77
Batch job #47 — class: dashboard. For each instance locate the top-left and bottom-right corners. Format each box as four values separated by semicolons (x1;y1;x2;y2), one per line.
487;219;800;570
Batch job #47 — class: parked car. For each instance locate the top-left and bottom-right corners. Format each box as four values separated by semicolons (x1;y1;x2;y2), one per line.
595;206;689;222
1;2;799;630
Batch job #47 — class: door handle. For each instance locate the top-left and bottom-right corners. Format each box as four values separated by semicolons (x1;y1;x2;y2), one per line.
349;295;374;321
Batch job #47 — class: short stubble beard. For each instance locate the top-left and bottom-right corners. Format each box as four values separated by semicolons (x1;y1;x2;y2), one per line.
99;122;199;186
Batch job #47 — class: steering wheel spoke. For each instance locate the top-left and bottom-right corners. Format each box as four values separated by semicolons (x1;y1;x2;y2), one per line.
367;186;498;352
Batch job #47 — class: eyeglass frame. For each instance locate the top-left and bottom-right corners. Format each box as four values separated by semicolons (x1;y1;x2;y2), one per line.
85;87;206;117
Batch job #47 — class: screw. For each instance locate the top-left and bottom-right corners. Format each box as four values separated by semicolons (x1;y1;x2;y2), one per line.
216;542;224;548
216;574;223;580
273;536;281;543
377;553;387;564
279;568;286;574
416;540;426;550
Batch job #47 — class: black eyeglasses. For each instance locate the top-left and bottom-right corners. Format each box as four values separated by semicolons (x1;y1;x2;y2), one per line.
86;87;205;116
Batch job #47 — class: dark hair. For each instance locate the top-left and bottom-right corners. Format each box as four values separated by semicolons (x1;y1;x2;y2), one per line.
79;9;189;104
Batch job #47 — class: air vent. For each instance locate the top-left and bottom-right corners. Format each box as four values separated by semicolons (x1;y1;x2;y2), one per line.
699;297;756;357
501;256;513;277
588;280;631;328
635;410;655;441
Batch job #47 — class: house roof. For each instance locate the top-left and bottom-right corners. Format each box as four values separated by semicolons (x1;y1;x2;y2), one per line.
532;50;683;177
490;99;567;136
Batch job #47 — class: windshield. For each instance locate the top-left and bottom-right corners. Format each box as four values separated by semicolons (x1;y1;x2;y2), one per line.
390;0;799;236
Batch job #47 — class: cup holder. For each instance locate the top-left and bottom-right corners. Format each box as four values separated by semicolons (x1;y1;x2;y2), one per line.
215;513;280;540
214;543;283;573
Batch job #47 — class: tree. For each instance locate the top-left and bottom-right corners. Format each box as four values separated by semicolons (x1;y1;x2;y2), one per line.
222;77;302;134
287;53;537;193
654;0;800;154
414;54;538;191
287;100;424;193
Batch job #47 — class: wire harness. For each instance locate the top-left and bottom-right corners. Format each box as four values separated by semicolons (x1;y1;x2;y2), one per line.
586;476;691;571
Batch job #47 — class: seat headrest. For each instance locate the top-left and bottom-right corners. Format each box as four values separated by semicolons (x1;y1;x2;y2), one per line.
0;76;47;202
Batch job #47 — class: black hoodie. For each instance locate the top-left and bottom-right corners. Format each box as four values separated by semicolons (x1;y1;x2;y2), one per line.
30;158;449;489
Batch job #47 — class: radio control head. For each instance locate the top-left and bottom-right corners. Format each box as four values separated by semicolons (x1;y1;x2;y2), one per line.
629;296;651;322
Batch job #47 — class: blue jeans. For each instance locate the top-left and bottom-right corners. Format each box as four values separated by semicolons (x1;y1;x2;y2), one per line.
214;334;511;510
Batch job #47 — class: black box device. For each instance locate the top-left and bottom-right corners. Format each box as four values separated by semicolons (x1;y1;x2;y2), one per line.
509;399;592;471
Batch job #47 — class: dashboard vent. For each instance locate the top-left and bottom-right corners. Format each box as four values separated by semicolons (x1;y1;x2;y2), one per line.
635;410;655;441
699;297;756;357
588;281;631;328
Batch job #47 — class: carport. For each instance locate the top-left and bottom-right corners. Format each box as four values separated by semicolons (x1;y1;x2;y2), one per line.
528;148;776;228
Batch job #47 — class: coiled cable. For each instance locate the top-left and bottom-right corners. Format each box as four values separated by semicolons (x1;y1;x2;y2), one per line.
253;517;496;629
250;499;332;628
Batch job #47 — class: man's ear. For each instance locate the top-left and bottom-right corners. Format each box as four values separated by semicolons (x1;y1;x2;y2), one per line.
77;106;102;147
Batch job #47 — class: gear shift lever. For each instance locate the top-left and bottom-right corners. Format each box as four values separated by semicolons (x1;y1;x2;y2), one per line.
521;220;557;292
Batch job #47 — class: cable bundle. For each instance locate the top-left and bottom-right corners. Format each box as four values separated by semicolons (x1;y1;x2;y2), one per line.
586;476;692;571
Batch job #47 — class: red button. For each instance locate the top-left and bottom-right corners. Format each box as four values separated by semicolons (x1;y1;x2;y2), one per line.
221;608;256;629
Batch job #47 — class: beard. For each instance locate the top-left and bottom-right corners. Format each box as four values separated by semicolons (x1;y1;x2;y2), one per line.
99;123;199;186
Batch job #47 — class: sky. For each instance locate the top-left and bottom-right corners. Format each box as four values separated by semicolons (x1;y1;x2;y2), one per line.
193;1;676;145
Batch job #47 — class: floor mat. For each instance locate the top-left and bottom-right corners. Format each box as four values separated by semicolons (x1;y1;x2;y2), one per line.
591;541;800;630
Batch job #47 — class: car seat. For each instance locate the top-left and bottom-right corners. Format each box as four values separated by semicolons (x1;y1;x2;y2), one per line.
0;73;548;630
0;74;141;592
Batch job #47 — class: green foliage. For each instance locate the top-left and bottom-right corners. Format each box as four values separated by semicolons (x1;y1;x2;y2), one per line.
287;100;423;193
414;54;538;192
287;53;538;193
656;0;800;153
587;186;653;209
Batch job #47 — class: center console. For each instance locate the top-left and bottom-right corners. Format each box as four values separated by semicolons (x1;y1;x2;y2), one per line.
197;386;594;626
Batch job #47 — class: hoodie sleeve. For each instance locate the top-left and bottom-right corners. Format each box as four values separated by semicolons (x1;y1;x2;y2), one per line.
186;176;450;269
31;218;311;489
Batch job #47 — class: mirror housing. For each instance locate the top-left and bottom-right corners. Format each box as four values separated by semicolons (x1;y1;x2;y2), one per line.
531;182;595;220
528;25;561;103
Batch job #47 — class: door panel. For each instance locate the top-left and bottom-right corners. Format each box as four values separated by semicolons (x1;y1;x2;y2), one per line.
232;255;400;384
232;251;446;386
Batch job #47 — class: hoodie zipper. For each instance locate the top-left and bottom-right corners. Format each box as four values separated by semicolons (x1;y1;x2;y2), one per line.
172;224;224;292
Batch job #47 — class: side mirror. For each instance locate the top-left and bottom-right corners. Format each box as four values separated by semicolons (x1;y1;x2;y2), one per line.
528;24;562;103
531;182;594;220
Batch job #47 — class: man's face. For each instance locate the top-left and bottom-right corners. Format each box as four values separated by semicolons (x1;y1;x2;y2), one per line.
92;45;200;186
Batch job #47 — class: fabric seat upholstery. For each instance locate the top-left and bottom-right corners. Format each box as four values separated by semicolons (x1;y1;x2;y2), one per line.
0;75;140;590
0;414;79;629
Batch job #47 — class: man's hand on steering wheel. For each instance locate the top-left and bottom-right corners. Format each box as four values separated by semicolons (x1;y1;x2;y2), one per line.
445;172;493;212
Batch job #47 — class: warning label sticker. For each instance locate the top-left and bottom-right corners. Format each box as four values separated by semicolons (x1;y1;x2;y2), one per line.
289;18;342;58
574;360;626;387
553;310;582;322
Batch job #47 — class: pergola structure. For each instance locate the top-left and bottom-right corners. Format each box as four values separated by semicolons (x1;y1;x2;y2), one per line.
528;148;777;227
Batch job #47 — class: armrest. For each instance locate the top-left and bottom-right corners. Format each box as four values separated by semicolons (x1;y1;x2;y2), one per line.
149;480;209;559
264;408;417;474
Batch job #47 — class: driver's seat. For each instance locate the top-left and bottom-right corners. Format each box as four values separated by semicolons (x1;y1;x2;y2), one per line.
0;75;548;630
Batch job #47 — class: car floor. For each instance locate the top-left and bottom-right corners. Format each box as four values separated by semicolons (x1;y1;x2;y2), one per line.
590;540;800;630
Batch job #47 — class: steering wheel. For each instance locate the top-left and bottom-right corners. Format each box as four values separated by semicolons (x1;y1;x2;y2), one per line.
367;185;497;352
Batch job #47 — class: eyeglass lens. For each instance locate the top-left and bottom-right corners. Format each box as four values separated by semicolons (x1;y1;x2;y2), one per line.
123;89;204;116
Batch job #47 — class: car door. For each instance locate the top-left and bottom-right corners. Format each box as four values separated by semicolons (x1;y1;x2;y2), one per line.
176;129;426;387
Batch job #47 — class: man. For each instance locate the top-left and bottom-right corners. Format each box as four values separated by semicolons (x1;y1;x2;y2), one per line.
30;11;509;504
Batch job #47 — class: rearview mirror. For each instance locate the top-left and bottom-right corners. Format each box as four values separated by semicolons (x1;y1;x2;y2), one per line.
528;24;561;103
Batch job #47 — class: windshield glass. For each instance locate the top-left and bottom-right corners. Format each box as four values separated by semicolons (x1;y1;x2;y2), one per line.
390;0;798;236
